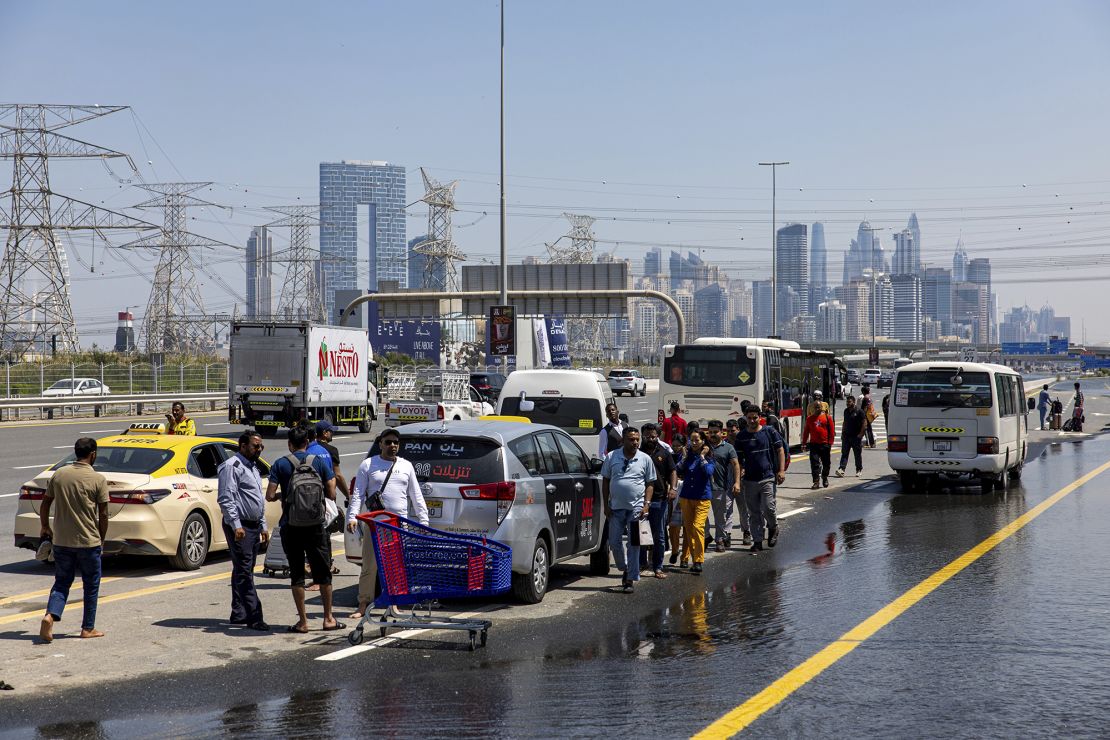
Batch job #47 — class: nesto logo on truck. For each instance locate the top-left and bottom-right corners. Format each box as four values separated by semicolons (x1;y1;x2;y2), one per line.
317;337;360;381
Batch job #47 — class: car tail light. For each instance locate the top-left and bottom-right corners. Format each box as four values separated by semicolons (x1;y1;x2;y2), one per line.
109;489;171;505
977;437;999;454
437;404;445;420
888;435;907;452
459;481;516;525
19;486;45;500
385;402;392;416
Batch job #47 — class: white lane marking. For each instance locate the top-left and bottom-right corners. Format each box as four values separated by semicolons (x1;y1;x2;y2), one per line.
13;463;53;469
52;445;72;449
777;506;813;519
0;492;19;498
340;452;366;457
315;609;486;661
145;571;197;582
203;423;233;428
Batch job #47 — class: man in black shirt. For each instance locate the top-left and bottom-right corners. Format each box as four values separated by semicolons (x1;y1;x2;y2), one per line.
639;424;677;577
835;395;867;477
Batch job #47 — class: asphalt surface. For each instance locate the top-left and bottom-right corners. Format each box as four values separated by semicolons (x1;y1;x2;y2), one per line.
3;378;1108;738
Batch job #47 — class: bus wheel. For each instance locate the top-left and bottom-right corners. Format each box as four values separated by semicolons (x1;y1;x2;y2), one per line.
898;470;918;493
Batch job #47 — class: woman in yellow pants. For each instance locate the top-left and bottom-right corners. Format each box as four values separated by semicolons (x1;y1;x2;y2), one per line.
678;431;715;574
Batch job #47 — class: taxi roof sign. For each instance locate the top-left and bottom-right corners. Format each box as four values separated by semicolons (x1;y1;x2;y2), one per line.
479;415;532;423
125;422;167;435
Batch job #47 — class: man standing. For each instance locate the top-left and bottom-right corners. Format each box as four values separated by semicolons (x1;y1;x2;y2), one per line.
601;427;655;593
1037;385;1051;430
704;420;741;551
1072;382;1085;432
660;400;687;446
265;425;342;634
802;397;836;489
734;407;785;552
598;402;624;458
725;419;740;447
308;420;349;500
835;395;867;477
860;387;877;448
38;437;109;642
165;402;196;436
761;399;785;438
639;424;676;578
217;430;270;631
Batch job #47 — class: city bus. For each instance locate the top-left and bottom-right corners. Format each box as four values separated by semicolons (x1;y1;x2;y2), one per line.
658;338;844;447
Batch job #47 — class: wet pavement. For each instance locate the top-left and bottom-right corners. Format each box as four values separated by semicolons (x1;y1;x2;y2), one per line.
3;377;1110;738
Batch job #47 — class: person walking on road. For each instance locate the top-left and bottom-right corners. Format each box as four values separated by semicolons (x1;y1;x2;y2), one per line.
265;425;342;634
860;387;877;448
703;420;741;551
802;393;835;489
661;400;687;446
346;428;429;619
667;433;687;566
165;402;196;436
1037;385;1051;430
760;399;785;438
734;407;784;552
677;430;714;573
306;420;347;587
38;437;109;642
639;424;676;578
1072;382;1085;432
598;402;624;458
216;430;270;632
601;427;656;593
835;395;867;478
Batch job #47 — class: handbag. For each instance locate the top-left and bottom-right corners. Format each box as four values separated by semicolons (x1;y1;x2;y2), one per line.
365;461;396;512
636;517;654;547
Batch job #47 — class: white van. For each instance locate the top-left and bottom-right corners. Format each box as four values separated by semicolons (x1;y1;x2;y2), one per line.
886;362;1029;493
496;370;615;439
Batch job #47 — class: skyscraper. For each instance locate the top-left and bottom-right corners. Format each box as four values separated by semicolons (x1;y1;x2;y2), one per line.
407;234;436;290
890;274;923;341
952;239;969;282
694;283;729;338
644;247;662;278
924;267;953;335
891;229;920;276
842;221;883;284
775;223;809;314
245;226;272;318
907;212;921;255
752;280;773;338
953;282;990;343
809;222;828;308
319;160;407;319
816;300;848;342
968;257;992;342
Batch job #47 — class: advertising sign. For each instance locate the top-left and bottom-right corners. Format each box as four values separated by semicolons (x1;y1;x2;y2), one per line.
546;314;571;367
490;305;516;357
367;303;441;363
869;347;879;365
533;318;552;366
307;326;370;403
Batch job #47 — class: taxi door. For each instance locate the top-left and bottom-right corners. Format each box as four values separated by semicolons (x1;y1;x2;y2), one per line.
553;431;602;556
533;431;579;561
186;443;230;548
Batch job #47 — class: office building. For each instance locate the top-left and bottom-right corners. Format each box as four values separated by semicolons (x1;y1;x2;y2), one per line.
407;234;442;290
952;239;969;282
245;226;272;318
784;315;817;344
319;160;407;318
816;300;848;342
752;280;773;338
924;267;953;335
907;213;921;256
842;220;887;284
669;250;720;293
967;257;992;342
953;282;990;344
891;228;921;276
837;281;872;343
644;247;663;278
890;273;923;341
810;222;828;307
695;283;729;338
775;223;809;314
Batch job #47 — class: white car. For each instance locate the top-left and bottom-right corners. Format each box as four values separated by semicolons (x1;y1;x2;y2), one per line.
42;378;111;397
861;369;882;388
607;369;647;397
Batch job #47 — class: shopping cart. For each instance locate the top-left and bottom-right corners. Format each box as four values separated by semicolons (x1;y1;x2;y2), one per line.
348;511;512;650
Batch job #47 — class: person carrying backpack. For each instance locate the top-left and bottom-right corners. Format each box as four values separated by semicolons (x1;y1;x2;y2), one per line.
265;425;341;635
734;406;785;552
802;392;836;489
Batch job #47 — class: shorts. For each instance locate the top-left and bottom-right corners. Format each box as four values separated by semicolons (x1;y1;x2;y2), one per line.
281;524;332;588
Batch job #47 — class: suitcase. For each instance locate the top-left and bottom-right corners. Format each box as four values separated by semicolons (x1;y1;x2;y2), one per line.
1050;413;1062;431
262;524;290;578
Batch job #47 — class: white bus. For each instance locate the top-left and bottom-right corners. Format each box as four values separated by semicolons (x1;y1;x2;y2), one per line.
658;338;843;447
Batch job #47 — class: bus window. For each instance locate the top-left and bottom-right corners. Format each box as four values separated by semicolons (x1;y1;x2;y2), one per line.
663;346;756;387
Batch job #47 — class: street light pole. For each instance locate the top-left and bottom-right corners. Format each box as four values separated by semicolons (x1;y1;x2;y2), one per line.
759;161;789;338
499;0;507;309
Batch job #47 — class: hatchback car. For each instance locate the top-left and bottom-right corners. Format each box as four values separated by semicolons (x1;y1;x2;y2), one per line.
14;423;279;570
346;420;609;604
607;369;647;397
42;378;111;397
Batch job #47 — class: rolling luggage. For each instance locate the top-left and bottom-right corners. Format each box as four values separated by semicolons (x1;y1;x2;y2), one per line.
262;524;290;578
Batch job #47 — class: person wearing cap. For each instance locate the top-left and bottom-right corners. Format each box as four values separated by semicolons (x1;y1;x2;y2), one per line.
802;393;836;489
306;421;347;586
806;390;830;418
660;400;687;446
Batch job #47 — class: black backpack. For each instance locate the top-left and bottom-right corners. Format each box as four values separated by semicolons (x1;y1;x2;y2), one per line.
284;454;326;527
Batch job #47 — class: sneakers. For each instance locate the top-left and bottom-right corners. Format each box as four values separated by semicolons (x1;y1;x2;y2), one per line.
691;563;703;574
835;469;845;478
767;527;779;547
811;481;821;490
715;542;725;553
723;534;731;548
680;560;690;568
741;531;753;546
620;572;634;593
750;542;764;552
855;471;863;477
822;478;829;488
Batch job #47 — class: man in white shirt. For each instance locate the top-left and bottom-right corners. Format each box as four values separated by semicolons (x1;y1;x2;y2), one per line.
345;428;429;619
598;402;624;458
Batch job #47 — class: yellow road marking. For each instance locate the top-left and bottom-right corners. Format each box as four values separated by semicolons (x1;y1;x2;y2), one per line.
0;566;261;626
693;456;1110;739
0;576;126;608
0;410;227;430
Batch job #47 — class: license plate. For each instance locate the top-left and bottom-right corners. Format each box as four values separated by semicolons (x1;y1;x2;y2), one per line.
262;414;274;421
932;440;952;452
427;500;443;518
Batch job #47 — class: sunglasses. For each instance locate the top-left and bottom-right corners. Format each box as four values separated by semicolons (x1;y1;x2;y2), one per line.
382;439;400;446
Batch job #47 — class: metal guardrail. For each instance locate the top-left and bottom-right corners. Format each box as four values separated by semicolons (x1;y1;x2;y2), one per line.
0;392;226;422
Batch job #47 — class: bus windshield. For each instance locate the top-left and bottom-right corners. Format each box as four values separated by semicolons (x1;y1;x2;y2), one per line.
894;371;993;408
664;346;755;388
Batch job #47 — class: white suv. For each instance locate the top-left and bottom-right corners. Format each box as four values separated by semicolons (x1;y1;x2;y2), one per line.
607;369;646;397
862;368;882;388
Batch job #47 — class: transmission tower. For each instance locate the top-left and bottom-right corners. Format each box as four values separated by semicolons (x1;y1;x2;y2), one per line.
413;168;466;292
546;213;603;358
267;205;324;322
0;104;157;355
126;182;233;355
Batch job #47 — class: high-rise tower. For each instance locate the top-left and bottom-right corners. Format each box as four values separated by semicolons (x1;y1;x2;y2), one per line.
775;223;809;314
246;226;273;318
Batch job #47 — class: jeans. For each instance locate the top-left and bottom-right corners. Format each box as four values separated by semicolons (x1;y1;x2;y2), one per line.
47;545;102;631
742;479;777;543
222;521;264;625
646;500;667;572
607;507;642;582
1038;406;1047;429
705;488;734;543
808;443;832;482
839;436;864;473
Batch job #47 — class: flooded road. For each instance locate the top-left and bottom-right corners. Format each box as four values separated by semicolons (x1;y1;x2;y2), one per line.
4;380;1110;738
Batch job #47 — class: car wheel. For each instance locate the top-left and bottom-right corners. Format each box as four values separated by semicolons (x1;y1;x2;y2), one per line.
979;477;995;495
169;511;210;570
512;537;550;604
1009;463;1022;481
898;470;918;493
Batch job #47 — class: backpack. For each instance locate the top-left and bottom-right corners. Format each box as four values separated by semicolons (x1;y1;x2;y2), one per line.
284;453;326;527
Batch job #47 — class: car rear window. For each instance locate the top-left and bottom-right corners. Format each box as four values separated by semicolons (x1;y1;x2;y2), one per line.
500;396;603;436
52;447;175;475
609;370;631;377
396;437;504;484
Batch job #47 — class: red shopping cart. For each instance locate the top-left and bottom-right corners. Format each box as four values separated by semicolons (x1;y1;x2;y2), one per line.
348;511;512;650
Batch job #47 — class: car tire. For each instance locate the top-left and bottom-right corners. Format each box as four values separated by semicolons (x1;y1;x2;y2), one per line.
898;470;918;493
1009;463;1022;481
358;418;372;434
512;537;550;604
169;511;210;570
979;477;995;495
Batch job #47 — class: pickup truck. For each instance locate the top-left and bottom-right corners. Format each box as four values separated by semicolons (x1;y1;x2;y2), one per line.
383;373;494;427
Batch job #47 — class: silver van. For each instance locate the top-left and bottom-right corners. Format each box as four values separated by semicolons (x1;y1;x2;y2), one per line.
349;420;609;603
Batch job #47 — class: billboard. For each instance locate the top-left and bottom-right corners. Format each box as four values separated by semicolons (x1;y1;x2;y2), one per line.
1001;342;1048;356
489;305;516;356
367;302;441;363
546;315;571;367
306;326;370;403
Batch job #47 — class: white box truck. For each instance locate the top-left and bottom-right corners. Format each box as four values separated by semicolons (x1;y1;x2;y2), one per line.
229;321;378;436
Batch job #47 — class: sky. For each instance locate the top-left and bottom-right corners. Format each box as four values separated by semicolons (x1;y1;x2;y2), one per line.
3;0;1110;345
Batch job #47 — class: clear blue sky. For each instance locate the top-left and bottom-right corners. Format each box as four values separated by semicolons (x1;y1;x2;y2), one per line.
3;1;1110;344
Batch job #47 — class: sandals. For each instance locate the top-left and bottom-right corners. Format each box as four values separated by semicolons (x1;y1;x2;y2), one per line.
322;621;347;632
654;570;667;579
286;624;309;634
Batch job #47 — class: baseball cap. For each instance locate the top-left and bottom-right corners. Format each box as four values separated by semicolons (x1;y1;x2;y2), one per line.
813;390;823;398
314;419;337;434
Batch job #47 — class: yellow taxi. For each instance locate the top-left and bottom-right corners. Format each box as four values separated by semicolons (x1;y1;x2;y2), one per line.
13;423;280;570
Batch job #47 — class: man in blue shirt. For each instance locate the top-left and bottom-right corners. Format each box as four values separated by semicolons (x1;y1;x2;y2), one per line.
217;430;270;631
601;426;656;592
733;407;785;552
265;424;341;634
1037;385;1051;430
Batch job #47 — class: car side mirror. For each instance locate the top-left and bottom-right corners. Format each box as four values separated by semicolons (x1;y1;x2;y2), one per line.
589;457;604;474
1027;397;1036;411
518;391;535;413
